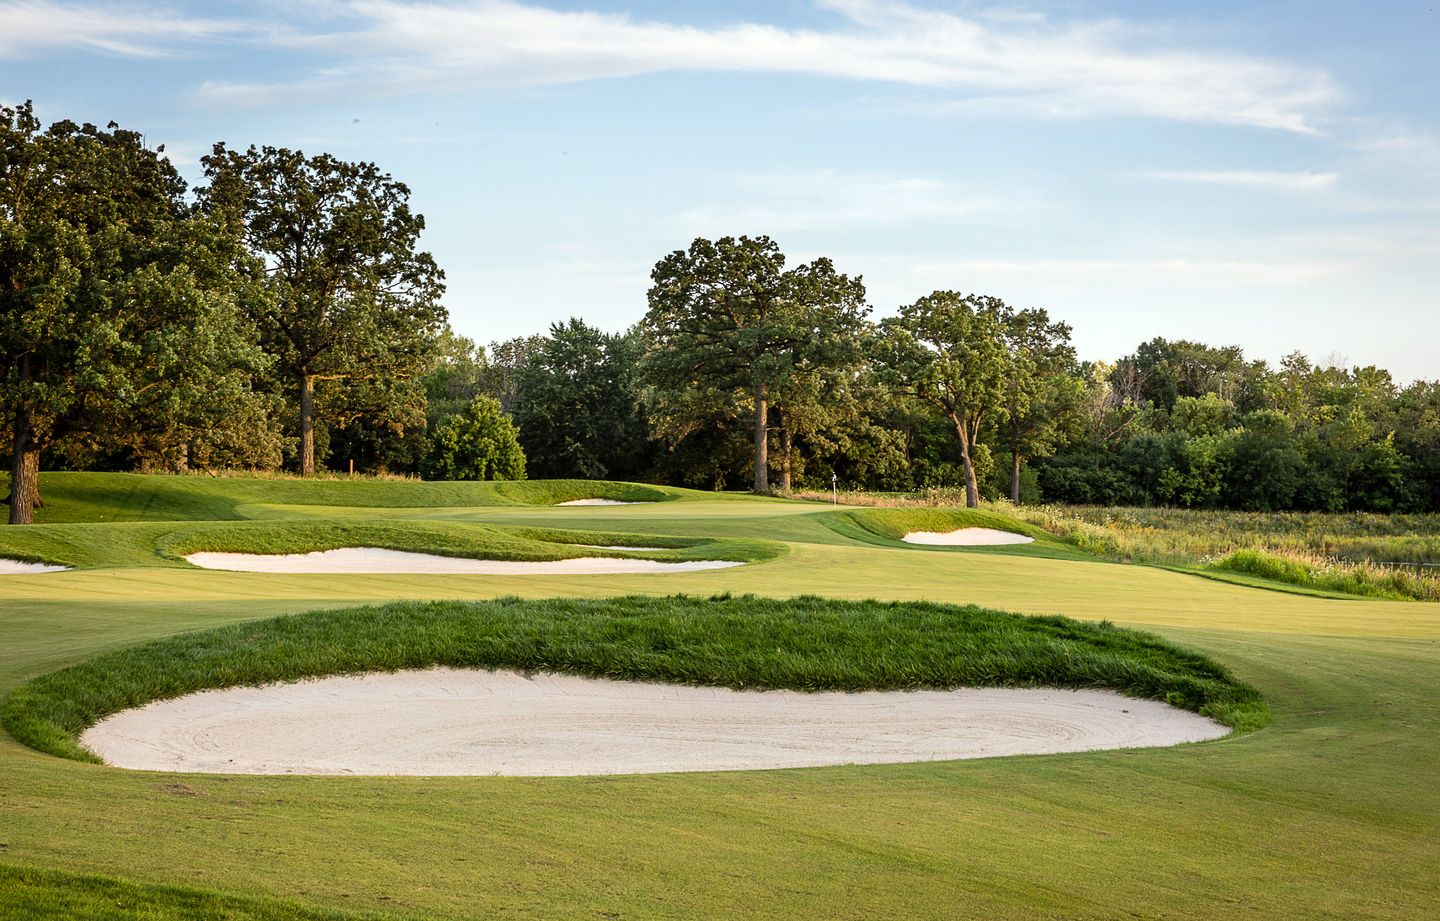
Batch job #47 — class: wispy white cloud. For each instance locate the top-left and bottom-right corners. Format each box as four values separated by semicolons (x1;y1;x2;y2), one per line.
673;170;1046;235
1135;169;1339;191
172;0;1339;133
0;1;249;58
898;255;1349;290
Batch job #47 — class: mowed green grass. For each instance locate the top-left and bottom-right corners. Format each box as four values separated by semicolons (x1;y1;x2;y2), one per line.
1;473;1438;919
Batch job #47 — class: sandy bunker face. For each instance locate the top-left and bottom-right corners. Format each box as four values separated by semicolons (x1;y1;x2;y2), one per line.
81;668;1227;776
902;527;1035;546
0;559;69;575
555;498;647;506
184;548;740;575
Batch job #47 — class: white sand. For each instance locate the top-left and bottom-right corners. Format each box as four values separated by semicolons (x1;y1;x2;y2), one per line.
902;528;1035;546
555;498;646;506
81;668;1228;776
0;559;69;575
576;544;667;552
183;547;741;574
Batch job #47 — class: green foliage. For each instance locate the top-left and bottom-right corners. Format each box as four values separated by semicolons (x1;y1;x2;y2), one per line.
420;396;525;481
642;235;869;493
197;143;446;476
513;319;650;479
1003;502;1440;601
882;292;1011;506
1212;548;1438;601
1;101;270;521
2;594;1266;764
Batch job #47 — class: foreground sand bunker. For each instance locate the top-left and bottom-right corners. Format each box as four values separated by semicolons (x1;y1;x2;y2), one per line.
81;668;1228;776
902;528;1035;546
0;559;69;575
184;548;741;574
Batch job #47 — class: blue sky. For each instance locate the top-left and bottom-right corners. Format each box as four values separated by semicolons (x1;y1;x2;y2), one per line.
3;1;1437;379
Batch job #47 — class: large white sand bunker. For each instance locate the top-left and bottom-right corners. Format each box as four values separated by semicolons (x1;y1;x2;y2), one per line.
81;669;1228;776
183;547;740;574
902;527;1035;546
0;558;69;574
555;498;648;506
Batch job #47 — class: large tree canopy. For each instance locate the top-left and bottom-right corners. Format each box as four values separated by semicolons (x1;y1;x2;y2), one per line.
1;102;262;523
642;235;869;493
994;307;1082;502
198;144;447;476
882;292;1012;508
513;318;649;480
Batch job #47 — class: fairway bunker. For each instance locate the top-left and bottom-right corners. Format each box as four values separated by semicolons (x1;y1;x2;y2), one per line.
183;548;741;574
902;528;1035;546
0;559;69;575
80;668;1228;776
555;498;648;506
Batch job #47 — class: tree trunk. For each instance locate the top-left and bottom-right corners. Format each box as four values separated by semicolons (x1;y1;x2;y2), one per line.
1010;450;1022;504
300;374;316;476
7;407;39;525
753;381;769;494
778;417;792;494
950;412;980;509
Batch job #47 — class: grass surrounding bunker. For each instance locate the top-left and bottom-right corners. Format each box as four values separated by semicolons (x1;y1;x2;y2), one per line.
5;594;1266;766
3;473;1439;920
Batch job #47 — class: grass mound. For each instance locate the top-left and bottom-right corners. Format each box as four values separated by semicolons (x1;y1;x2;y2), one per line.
3;594;1267;764
156;521;772;567
832;508;1070;554
14;472;682;524
0;519;778;570
0;864;372;921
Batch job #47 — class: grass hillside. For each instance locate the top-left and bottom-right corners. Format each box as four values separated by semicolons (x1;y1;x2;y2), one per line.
825;507;1083;559
2;471;1438;919
0;519;775;570
4;472;702;524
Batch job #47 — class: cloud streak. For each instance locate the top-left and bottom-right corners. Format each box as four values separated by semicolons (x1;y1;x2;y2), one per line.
1135;169;1339;191
1;0;1332;133
0;1;249;58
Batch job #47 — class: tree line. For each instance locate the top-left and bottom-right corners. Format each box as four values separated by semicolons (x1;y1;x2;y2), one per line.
5;103;1437;522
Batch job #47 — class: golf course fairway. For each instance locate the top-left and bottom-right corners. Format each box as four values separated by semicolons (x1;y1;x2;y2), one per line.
1;472;1437;919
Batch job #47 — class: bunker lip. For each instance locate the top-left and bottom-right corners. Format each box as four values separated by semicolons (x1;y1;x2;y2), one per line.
0;559;70;575
901;528;1035;546
183;548;741;574
555;498;649;506
80;668;1229;777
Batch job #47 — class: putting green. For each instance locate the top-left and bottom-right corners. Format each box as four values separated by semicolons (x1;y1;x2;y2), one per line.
1;472;1437;919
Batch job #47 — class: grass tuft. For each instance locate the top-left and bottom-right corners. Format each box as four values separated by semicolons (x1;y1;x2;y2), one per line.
3;594;1267;765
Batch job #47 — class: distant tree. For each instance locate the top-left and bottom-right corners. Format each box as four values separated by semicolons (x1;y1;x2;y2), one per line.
423;329;490;425
480;335;545;414
1225;410;1304;511
1;102;262;522
642;235;869;494
1394;380;1440;512
198;144;446;476
993;308;1081;503
882;292;1012;507
422;396;525;481
513;319;649;480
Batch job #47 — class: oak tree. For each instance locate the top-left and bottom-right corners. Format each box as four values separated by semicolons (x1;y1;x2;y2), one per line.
642;236;868;493
198;144;446;476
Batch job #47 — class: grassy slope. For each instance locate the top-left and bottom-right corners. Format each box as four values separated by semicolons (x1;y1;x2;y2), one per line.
6;595;1263;763
12;471;710;523
1;473;1437;919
